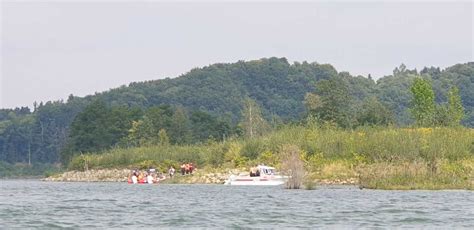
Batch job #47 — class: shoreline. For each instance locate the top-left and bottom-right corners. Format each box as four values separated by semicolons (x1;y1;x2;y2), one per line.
41;168;473;190
42;168;359;186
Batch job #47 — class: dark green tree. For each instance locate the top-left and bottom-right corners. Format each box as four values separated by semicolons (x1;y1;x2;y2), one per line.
62;100;140;162
169;107;191;144
356;97;394;126
313;76;353;128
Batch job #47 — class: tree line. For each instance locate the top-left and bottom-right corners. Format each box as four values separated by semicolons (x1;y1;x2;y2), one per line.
0;58;472;165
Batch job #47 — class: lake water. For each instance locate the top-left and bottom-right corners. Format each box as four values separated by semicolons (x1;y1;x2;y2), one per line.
1;180;473;229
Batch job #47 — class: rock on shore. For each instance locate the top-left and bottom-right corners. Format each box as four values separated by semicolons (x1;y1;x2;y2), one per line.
43;169;231;183
168;172;229;184
315;178;358;185
43;169;130;182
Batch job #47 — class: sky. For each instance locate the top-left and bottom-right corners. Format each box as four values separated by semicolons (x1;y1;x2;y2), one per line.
1;0;473;109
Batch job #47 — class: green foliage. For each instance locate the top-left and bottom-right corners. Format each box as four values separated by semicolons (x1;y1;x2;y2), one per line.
234;156;250;167
410;77;436;127
126;120;146;146
376;72;414;125
169;107;191;144
1;59;473;167
62;100;141;163
312;76;353;128
135;160;160;170
189;110;232;143
359;161;474;190
240;139;266;160
130;105;174;146
447;86;465;126
412;83;465;127
303;93;322;115
356;97;394;126
258;150;280;168
158;129;170;146
65;122;474;189
70;125;473;170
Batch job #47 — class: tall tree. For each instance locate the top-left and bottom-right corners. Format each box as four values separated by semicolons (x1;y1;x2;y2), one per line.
313;76;353;128
62;100;139;162
410;77;436;127
240;98;269;138
129;105;174;145
169;107;191;144
436;86;465;127
446;86;465;126
189;110;231;142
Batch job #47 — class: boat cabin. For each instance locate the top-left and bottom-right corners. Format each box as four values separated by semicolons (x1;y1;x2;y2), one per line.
257;165;276;176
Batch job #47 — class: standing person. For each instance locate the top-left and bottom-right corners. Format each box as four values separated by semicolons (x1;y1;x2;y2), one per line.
189;163;194;174
131;172;138;184
180;163;186;175
146;173;154;184
138;171;144;183
168;166;175;178
184;163;190;174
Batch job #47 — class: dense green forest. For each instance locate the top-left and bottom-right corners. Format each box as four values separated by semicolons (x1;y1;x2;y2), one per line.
1;57;473;167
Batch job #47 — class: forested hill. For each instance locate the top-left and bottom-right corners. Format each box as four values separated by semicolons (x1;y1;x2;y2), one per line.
97;57;338;121
1;57;473;165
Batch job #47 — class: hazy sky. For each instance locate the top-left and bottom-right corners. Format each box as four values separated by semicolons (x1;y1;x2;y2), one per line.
1;1;473;109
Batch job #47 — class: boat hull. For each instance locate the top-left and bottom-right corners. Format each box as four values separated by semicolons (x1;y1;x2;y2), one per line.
224;175;287;186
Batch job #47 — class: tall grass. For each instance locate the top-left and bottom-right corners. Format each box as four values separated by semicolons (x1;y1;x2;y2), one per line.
68;126;474;189
359;160;474;190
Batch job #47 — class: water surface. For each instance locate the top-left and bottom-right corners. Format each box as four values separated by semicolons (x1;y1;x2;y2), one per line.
1;180;473;228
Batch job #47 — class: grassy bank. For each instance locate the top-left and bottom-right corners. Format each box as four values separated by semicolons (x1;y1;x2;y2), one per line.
67;126;474;189
358;160;474;190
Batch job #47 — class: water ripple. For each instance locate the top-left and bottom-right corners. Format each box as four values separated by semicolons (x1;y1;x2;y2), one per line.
1;180;473;228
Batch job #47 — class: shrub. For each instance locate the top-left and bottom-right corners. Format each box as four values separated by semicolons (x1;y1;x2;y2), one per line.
240;139;265;160
281;144;305;189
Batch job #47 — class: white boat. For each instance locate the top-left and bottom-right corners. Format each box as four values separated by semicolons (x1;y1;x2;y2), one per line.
224;165;288;186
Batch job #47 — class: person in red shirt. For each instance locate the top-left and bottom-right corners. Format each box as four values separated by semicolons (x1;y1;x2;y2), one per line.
189;163;194;174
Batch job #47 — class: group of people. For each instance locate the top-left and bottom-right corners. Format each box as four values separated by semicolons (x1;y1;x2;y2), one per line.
180;162;195;175
249;165;261;177
129;163;196;184
129;169;165;184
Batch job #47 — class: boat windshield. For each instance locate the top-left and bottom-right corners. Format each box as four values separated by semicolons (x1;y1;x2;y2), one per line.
261;168;275;175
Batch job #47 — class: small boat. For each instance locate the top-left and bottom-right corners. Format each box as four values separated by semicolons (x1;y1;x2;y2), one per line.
224;165;288;186
127;178;151;184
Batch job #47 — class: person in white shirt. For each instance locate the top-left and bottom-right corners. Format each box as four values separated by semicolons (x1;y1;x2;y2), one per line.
131;174;138;184
147;173;154;184
169;166;175;178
